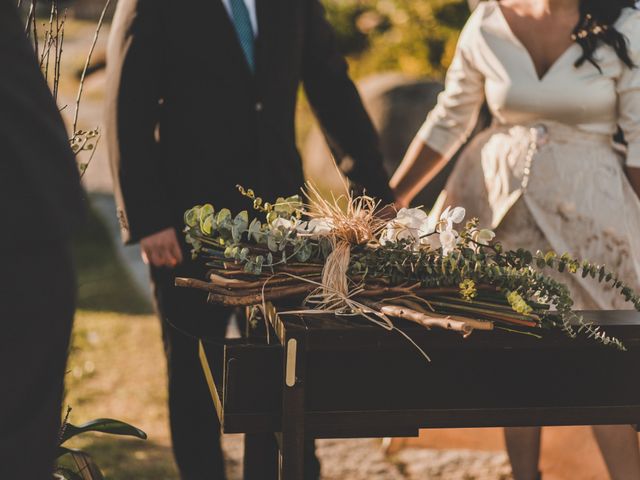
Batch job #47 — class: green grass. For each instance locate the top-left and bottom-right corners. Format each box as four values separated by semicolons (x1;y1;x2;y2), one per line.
73;206;151;314
64;205;176;479
64;310;178;480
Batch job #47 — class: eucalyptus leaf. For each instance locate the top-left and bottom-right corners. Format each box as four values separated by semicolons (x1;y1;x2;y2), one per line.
184;206;201;228
234;211;249;230
216;208;232;224
200;215;215;235
267;235;279;252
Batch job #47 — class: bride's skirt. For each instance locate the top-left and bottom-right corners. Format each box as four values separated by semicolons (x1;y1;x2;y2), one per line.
430;120;640;309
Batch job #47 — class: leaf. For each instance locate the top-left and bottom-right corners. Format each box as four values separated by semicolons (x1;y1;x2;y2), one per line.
216;208;232;224
61;419;147;445
296;243;313;262
248;218;262;241
274;197;288;212
231;225;242;242
234;211;249;231
267;235;279;252
266;211;278;225
184;206;201;228
200;215;215;235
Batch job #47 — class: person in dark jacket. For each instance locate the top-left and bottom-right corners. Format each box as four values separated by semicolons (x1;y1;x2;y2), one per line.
0;1;84;478
105;0;393;478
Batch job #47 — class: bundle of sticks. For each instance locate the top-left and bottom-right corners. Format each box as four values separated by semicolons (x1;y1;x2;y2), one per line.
173;257;552;337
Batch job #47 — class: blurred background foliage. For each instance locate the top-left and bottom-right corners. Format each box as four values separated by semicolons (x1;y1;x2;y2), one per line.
323;0;470;78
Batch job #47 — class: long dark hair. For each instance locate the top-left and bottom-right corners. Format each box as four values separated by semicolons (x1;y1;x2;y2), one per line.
573;0;636;71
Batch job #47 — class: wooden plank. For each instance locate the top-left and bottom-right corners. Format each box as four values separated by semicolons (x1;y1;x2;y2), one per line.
274;311;640;352
304;343;640;412
199;340;224;421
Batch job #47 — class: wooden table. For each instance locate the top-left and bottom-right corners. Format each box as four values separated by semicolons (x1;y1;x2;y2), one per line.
198;311;640;479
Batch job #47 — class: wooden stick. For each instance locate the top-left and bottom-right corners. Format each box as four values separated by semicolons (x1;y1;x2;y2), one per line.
377;304;492;335
175;277;315;306
209;273;320;290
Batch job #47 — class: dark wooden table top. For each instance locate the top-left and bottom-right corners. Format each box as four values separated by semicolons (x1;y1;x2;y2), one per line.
269;310;640;351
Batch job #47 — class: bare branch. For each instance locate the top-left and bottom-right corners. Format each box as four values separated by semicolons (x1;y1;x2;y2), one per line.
72;0;112;134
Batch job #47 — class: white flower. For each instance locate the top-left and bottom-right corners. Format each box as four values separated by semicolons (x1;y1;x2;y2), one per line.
380;207;432;248
436;206;466;256
295;217;334;237
439;206;466;230
472;228;495;246
440;230;458;256
271;217;294;230
306;217;334;235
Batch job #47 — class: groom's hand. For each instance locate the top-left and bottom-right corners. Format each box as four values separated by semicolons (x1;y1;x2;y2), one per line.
140;227;184;268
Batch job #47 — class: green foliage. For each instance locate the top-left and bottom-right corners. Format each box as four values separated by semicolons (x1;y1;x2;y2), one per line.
185;189;638;350
322;0;470;78
56;414;147;480
60;418;147;446
184;187;321;275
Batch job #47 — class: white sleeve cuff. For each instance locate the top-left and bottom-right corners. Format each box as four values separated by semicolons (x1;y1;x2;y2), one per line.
416;119;465;160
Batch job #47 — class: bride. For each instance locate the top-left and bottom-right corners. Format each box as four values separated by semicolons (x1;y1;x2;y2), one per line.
390;0;640;478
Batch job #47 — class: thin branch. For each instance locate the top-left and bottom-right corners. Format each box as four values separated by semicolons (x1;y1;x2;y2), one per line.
72;0;112;134
31;0;38;59
53;9;66;102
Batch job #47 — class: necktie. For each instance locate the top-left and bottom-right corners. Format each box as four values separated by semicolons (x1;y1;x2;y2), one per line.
230;0;255;73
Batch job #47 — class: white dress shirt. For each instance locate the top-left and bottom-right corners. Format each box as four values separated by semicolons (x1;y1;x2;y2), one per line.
221;0;258;37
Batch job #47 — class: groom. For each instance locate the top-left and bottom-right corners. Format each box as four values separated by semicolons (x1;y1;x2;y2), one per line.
105;0;393;478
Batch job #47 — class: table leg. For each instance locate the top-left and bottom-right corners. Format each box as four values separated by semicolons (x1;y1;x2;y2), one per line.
278;332;306;479
244;433;278;479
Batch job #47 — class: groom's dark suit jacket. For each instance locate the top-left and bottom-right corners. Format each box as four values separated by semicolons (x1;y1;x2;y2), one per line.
106;0;393;244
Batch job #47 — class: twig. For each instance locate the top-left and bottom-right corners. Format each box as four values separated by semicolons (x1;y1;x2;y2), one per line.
53;9;66;101
72;0;111;133
360;301;493;336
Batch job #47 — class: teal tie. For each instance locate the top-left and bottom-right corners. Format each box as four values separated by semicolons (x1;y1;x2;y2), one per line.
230;0;255;72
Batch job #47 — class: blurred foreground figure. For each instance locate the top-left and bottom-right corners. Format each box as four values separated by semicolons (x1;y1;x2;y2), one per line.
0;1;84;478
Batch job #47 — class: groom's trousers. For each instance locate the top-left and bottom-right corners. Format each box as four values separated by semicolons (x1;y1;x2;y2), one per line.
150;249;321;480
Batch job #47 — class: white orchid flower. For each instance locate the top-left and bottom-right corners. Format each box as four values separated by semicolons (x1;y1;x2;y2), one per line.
380;207;433;248
472;228;496;246
434;206;466;255
307;217;334;235
271;217;294;230
439;206;466;231
439;229;458;256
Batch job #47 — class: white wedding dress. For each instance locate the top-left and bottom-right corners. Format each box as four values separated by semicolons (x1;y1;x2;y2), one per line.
419;1;640;309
